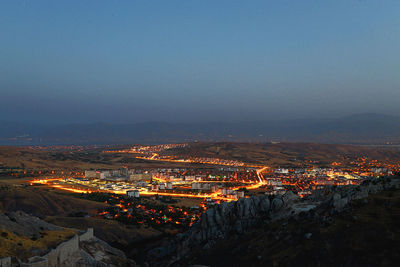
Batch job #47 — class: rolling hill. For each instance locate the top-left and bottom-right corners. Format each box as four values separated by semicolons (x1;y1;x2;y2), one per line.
1;113;400;145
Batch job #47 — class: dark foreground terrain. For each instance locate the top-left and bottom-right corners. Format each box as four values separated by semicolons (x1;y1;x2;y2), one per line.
1;140;400;266
184;186;400;266
1;176;400;266
147;176;400;267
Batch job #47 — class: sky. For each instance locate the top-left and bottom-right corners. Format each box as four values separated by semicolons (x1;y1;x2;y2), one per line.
1;0;400;124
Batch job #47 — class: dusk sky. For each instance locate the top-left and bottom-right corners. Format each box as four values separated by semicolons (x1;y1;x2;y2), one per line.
1;1;400;124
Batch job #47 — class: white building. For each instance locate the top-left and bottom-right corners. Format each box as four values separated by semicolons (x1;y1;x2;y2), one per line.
166;182;173;190
184;175;196;181
127;190;140;198
266;179;282;186
191;183;211;190
151;184;159;191
275;168;289;174
134;181;148;187
129;173;152;181
85;170;99;179
192;183;201;190
85;170;112;179
236;191;245;198
99;171;111;179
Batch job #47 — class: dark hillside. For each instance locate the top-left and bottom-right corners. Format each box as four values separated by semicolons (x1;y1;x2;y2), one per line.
167;142;400;167
2;113;400;145
0;183;106;216
181;180;400;266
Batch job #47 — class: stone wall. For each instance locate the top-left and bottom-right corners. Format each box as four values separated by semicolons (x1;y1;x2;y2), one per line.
21;228;95;266
0;257;11;267
44;234;80;267
78;228;94;242
20;257;47;267
80;250;107;267
7;225;127;266
21;229;95;267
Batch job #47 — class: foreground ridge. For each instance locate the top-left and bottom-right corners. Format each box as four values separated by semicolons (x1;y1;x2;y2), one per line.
148;176;400;266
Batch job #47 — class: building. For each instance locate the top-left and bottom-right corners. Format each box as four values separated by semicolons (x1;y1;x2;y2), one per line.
236;191;245;198
133;181;148;187
151;184;159;191
99;171;111;179
266;178;282;186
85;170;112;179
85;170;99;179
166;182;173;190
184;175;196;181
211;185;218;192
275;168;289;174
192;183;211;190
127;190;140;198
221;188;234;196
85;169;130;180
192;183;201;190
129;173;152;182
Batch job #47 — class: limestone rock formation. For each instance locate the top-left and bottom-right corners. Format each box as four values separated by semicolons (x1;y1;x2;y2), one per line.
148;176;400;266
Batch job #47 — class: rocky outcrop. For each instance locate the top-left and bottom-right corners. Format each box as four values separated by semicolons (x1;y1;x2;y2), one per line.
149;191;303;265
148;176;400;266
309;176;400;213
194;191;302;241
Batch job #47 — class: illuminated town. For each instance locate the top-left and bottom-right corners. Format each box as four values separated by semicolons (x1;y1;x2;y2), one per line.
21;143;399;232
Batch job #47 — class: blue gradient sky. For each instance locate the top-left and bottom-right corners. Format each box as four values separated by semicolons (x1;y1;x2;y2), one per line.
1;0;399;123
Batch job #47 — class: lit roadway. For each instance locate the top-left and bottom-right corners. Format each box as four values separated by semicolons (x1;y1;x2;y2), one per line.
29;156;269;201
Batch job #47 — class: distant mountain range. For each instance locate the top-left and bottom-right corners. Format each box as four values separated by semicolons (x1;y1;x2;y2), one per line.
1;113;400;145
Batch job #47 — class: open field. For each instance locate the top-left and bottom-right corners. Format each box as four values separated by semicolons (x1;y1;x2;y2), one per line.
0;146;116;170
0;182;107;216
0;145;230;171
2;142;400;171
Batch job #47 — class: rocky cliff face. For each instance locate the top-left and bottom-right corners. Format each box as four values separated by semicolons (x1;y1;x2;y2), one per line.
148;176;400;266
